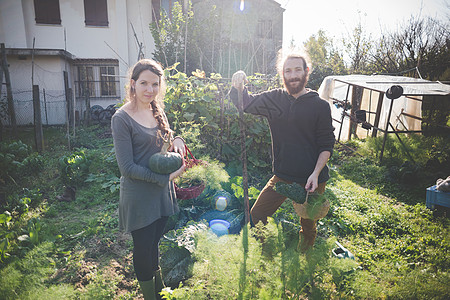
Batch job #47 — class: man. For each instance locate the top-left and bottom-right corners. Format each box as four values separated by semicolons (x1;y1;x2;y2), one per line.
230;51;335;252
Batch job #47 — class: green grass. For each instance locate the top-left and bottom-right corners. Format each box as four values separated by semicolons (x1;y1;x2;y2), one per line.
0;127;449;299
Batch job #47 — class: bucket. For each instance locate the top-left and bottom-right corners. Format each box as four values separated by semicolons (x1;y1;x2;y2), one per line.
209;219;230;236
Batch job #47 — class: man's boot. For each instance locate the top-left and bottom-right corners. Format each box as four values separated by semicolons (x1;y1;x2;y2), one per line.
154;268;165;299
138;277;156;300
297;218;316;253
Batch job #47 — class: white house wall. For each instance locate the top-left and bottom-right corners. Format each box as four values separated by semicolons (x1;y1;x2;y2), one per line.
1;0;157;125
2;55;68;125
5;0;154;62
0;0;28;48
1;0;156;90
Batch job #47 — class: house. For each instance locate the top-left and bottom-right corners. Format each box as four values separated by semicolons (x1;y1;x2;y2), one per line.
192;0;284;76
0;0;156;125
0;0;284;126
151;0;284;76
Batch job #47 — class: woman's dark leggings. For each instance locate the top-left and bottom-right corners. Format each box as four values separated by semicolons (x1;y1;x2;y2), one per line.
131;216;168;281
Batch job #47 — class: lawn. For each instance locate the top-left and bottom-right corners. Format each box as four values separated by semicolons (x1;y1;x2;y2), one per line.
0;125;448;299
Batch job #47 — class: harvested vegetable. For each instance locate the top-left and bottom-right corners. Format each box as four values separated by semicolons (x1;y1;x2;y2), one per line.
274;181;307;204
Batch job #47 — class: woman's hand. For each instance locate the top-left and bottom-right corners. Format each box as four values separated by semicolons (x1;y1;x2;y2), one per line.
169;163;186;181
232;70;247;92
169;137;186;156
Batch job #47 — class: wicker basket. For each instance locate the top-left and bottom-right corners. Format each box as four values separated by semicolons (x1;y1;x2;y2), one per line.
293;198;330;220
175;182;206;200
174;145;207;200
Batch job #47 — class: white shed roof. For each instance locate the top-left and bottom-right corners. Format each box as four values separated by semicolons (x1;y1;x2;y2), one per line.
328;75;450;96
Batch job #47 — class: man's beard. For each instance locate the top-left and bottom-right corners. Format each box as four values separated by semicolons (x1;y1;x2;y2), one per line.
284;75;307;95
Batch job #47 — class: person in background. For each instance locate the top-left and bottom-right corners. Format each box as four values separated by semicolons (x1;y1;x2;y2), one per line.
230;50;335;252
111;59;185;299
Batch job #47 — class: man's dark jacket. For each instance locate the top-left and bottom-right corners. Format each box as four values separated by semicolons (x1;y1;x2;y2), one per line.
230;87;335;184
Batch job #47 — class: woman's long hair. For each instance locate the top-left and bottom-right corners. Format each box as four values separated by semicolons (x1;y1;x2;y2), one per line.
125;59;172;142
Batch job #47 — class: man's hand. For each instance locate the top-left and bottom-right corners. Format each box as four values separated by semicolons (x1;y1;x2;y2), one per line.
305;172;319;193
232;70;247;92
305;151;331;192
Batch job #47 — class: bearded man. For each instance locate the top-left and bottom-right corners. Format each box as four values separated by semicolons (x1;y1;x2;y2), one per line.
230;52;335;252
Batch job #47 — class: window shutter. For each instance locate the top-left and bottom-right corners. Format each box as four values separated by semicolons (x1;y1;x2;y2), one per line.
34;0;61;25
84;0;108;26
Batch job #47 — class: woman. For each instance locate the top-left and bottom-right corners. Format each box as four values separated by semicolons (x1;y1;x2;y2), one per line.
111;59;185;300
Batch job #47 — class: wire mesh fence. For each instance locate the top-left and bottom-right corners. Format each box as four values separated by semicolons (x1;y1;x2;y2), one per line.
1;88;66;126
0;88;122;128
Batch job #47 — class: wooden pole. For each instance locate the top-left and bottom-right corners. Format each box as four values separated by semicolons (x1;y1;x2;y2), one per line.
33;85;44;152
63;71;72;149
1;43;17;137
372;92;385;137
85;80;91;126
63;71;72;127
43;88;48;125
237;85;250;224
0;53;3;142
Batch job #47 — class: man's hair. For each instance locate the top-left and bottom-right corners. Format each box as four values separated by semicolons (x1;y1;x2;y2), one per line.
276;49;311;77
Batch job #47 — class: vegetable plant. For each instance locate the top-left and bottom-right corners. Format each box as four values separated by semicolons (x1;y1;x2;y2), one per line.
174;157;229;191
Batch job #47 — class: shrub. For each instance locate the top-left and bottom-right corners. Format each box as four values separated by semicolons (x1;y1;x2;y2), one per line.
59;149;90;186
0;140;44;183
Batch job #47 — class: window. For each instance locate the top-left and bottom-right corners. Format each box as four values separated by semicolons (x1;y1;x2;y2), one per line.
257;20;273;39
34;0;61;25
100;67;117;96
84;0;108;26
75;62;118;98
78;66;95;97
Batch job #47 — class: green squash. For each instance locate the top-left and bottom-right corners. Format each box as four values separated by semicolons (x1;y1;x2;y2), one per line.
149;135;183;175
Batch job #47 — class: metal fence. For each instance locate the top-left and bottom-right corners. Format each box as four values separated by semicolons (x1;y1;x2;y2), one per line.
1;88;66;126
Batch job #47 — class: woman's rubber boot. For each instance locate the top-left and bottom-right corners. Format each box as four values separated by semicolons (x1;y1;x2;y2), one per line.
139;278;156;300
154;268;166;299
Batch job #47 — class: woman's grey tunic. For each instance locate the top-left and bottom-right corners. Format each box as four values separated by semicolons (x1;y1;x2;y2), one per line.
111;109;179;233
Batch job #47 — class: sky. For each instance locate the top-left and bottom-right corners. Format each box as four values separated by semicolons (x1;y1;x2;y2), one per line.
274;0;450;48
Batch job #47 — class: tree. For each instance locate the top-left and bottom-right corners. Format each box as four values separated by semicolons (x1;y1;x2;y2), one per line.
304;30;347;89
150;1;193;72
342;21;374;74
370;16;450;81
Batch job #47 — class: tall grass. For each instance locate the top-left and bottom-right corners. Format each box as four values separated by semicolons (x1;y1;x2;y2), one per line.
162;218;358;299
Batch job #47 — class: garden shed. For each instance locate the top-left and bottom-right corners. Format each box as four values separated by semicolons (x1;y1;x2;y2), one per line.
318;75;450;161
318;75;450;160
319;74;450;140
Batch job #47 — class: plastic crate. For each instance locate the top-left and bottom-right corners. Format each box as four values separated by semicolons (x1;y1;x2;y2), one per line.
426;185;450;210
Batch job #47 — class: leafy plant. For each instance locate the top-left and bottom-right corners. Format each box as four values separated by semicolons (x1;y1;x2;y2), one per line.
59;149;90;186
0;211;13;262
274;181;307;204
85;173;120;194
0;140;44;184
175;157;229;191
225;176;260;208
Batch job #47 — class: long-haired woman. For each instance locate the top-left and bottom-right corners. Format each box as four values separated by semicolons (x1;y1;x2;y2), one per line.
111;59;185;299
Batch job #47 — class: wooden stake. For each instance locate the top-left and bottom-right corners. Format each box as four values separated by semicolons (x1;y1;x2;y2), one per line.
33;85;44;152
237;86;250;224
1;43;17;137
